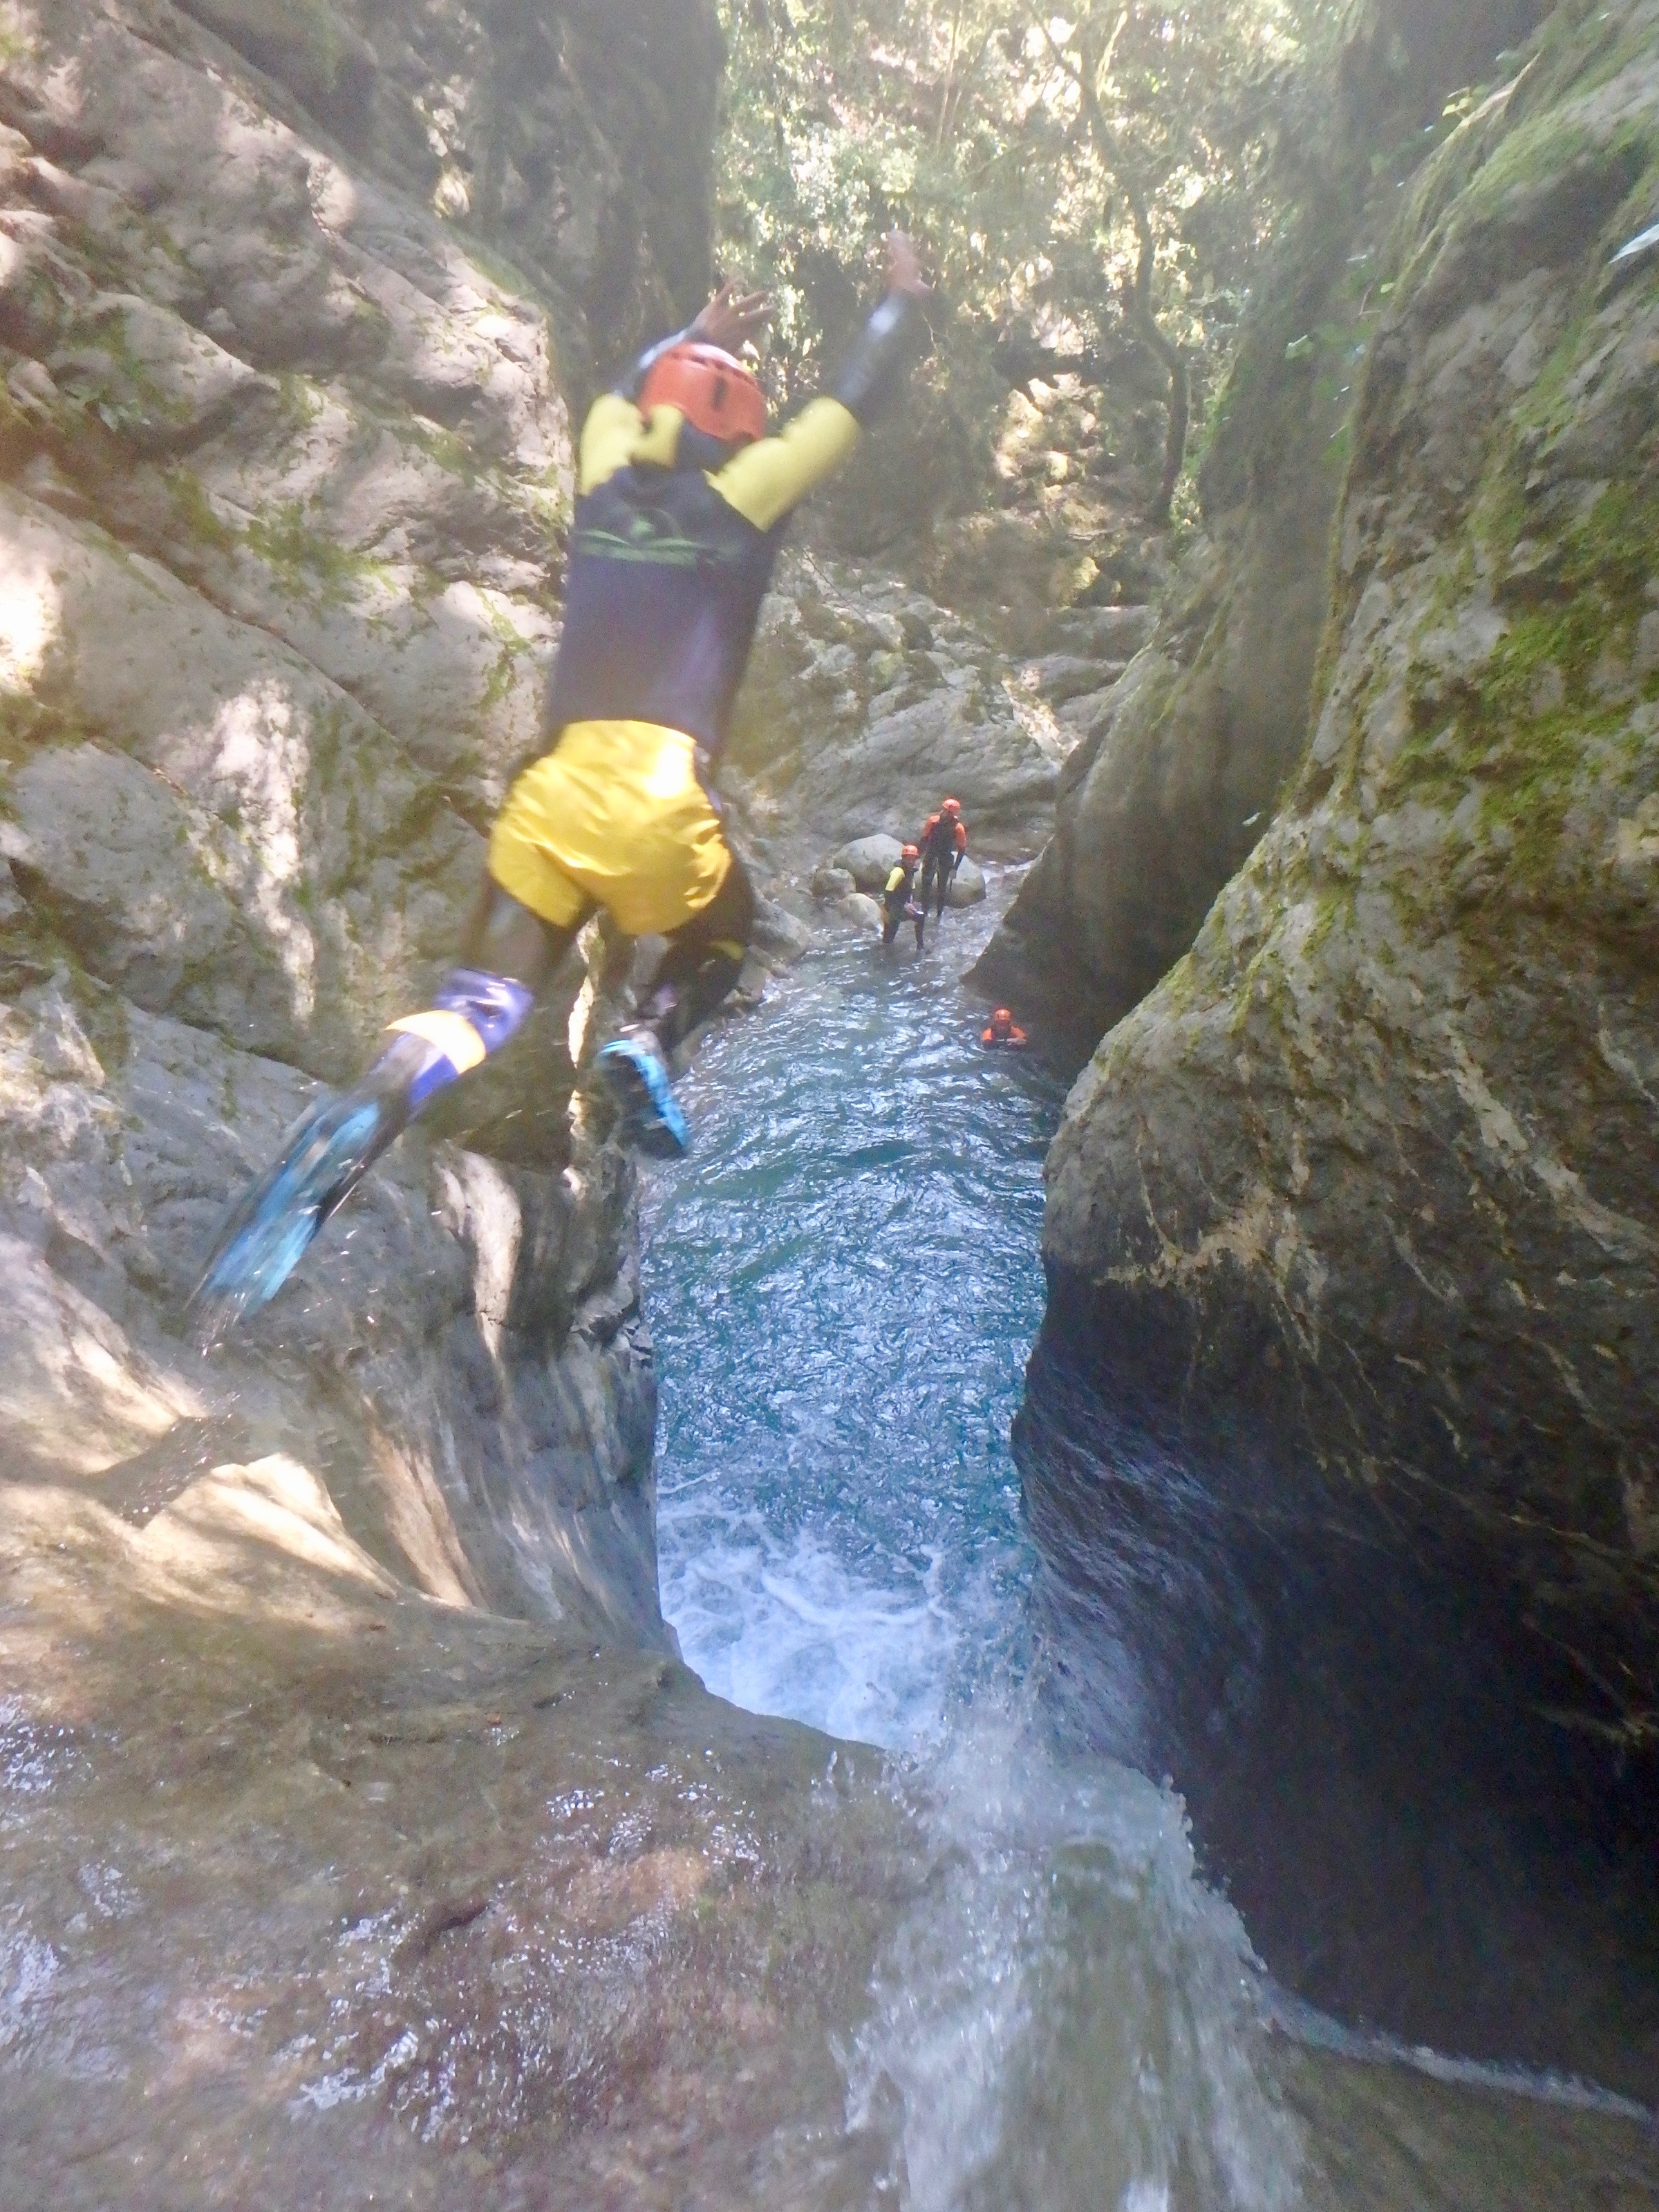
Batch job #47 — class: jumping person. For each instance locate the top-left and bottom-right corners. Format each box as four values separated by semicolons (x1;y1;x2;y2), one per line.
192;236;930;1337
881;843;924;950
917;797;966;922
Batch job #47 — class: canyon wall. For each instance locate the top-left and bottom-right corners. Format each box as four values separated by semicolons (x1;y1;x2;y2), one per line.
0;0;721;1638
977;0;1557;1053
1013;0;1659;2077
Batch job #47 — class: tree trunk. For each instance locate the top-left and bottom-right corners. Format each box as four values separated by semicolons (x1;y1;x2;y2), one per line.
1125;186;1189;525
1050;17;1191;527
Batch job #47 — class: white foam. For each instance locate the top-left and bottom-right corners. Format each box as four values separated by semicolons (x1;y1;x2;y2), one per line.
845;1708;1306;2211
659;1492;966;1748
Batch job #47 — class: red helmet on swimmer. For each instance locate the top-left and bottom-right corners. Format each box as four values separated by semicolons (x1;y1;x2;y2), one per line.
638;341;767;445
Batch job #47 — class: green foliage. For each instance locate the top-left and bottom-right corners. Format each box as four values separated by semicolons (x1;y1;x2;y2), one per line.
715;0;1330;395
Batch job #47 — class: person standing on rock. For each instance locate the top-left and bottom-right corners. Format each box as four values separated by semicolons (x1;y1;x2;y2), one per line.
917;798;967;926
191;236;931;1338
880;843;925;950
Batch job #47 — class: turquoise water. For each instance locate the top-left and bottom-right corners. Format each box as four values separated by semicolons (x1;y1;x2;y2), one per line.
646;889;1056;1750
639;886;1659;2210
642;893;1314;2207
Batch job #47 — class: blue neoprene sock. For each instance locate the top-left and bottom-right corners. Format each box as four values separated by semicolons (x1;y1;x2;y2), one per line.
385;967;538;1114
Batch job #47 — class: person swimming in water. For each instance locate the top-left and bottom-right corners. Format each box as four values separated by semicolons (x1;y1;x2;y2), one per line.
980;1006;1027;1049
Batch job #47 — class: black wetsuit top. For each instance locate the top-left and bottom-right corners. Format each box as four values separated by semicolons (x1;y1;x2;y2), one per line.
543;295;922;760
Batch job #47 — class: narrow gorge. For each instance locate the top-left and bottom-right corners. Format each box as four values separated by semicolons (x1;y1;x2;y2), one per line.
1;0;1658;2206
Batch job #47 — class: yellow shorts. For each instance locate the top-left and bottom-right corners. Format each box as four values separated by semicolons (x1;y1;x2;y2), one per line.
487;718;731;937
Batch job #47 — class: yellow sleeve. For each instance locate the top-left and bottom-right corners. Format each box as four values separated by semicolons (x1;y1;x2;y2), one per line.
709;397;861;532
579;393;643;494
884;866;903;894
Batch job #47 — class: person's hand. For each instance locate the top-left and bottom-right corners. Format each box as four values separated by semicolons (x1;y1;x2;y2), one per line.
884;230;931;299
690;278;773;353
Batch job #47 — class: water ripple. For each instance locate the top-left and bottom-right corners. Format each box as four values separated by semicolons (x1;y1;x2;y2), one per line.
645;891;1058;1750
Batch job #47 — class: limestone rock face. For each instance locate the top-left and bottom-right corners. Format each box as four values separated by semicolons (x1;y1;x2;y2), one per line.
725;552;1060;861
0;0;720;1638
976;1;1561;1061
1035;0;1659;1754
167;0;722;387
977;216;1386;1052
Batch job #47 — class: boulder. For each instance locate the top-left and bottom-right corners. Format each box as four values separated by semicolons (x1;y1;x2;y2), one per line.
946;855;986;908
810;862;856;903
827;838;983;907
831;834;904;891
836;892;883;931
752;896;813;962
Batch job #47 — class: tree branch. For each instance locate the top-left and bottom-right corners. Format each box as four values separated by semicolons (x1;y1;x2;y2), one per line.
1041;8;1189;525
1122;180;1189;523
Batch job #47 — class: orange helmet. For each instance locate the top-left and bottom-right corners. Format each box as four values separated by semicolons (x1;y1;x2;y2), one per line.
942;797;961;815
993;1007;1013;1027
638;341;766;445
901;843;919;861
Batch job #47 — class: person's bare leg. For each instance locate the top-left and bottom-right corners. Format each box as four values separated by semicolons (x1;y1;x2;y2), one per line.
595;857;756;1158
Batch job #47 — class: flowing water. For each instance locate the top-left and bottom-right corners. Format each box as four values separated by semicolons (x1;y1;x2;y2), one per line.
6;882;1655;2209
644;880;1659;2211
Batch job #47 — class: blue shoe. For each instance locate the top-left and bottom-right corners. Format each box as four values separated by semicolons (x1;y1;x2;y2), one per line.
596;1032;689;1159
189;1041;425;1344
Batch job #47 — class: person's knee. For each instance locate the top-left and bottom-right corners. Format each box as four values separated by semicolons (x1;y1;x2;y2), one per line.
460;879;580;989
644;853;755;1047
663;852;753;969
695;851;755;954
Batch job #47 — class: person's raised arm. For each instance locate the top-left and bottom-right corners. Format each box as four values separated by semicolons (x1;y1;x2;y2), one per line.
582;281;774;489
828;232;929;424
712;233;931;534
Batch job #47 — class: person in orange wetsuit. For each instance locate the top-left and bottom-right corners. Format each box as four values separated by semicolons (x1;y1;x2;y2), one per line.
981;1006;1028;1049
917;797;966;926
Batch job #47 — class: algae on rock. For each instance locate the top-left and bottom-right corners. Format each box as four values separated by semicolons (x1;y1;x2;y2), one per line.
1038;0;1659;1756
